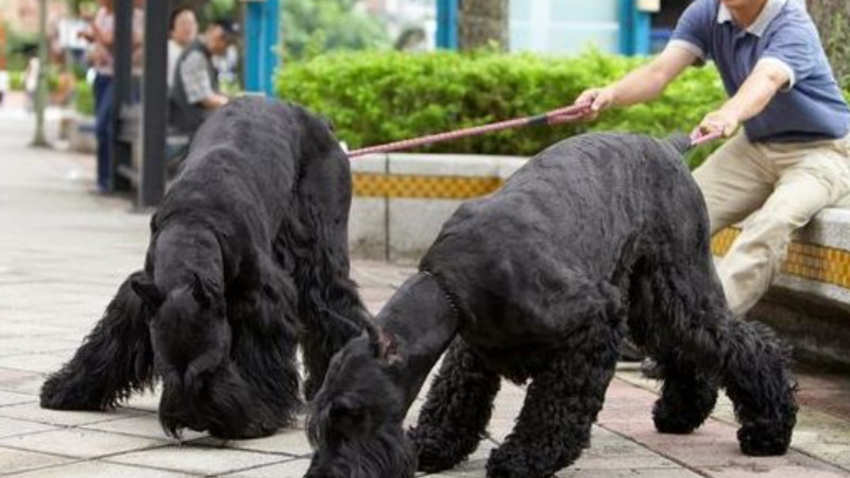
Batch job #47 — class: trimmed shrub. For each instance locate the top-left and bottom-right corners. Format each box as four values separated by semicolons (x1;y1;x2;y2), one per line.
276;50;844;169
74;80;95;116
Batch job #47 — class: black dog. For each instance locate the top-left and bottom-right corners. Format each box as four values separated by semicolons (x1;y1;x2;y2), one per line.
305;132;798;478
40;98;368;439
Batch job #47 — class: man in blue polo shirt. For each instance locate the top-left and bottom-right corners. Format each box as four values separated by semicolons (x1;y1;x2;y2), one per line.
577;0;850;335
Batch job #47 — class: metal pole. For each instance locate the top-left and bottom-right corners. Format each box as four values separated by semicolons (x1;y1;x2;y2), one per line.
618;0;635;55
112;0;133;191
244;0;280;96
436;0;459;50
264;0;279;96
244;1;262;92
139;0;170;207
31;0;49;147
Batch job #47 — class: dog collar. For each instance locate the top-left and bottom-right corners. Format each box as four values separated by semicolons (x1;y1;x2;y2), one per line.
421;270;462;321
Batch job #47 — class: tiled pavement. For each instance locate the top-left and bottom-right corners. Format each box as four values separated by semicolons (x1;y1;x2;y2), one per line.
1;110;849;477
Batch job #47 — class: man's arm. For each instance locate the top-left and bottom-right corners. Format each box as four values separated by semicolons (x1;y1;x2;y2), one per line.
695;60;790;137
180;52;228;110
575;45;698;116
91;20;114;48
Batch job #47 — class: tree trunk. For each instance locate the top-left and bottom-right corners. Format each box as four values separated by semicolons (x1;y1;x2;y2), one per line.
458;0;509;51
32;0;49;148
807;0;850;88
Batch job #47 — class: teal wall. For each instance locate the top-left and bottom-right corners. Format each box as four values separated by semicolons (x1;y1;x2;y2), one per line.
437;0;654;56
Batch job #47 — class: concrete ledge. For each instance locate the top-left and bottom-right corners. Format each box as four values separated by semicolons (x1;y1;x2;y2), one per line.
713;207;850;368
348;153;525;261
348;152;850;367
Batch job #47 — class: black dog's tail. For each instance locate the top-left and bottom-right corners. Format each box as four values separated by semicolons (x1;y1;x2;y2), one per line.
40;271;156;410
665;132;693;155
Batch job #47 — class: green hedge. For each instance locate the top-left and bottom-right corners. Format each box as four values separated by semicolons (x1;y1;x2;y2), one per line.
9;71;24;91
6;70;64;93
74;80;95;116
277;50;729;168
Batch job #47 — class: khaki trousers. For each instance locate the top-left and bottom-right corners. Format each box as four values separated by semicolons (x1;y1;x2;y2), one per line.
693;132;850;316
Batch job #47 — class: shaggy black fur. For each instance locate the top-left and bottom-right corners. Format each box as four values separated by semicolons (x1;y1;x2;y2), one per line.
40;97;368;439
305;132;798;478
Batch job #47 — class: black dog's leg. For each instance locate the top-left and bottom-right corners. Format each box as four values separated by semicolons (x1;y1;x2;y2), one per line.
41;271;155;410
640;262;796;455
486;321;621;478
203;256;301;439
627;263;719;435
653;362;719;434
408;338;501;473
719;319;797;456
290;136;371;401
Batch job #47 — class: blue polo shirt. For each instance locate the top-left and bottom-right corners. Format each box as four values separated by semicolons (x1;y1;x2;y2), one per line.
669;0;850;143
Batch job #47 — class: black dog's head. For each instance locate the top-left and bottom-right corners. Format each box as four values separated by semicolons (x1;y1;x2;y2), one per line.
132;273;265;438
305;328;416;478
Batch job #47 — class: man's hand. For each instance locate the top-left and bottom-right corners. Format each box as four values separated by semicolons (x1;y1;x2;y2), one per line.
696;108;740;138
574;87;616;120
201;94;229;110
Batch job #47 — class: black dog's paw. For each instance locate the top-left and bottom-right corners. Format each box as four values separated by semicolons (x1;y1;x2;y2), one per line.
738;423;792;456
208;421;279;440
486;447;551;478
652;399;700;435
409;426;468;473
39;374;102;411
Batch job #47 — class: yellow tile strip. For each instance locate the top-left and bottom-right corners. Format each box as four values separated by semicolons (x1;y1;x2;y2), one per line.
352;173;850;290
712;228;850;289
353;173;504;199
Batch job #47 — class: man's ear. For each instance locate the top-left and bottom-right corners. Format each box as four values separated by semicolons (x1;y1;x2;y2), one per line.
131;275;164;309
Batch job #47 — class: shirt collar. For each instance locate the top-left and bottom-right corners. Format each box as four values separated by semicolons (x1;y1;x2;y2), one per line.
717;0;787;37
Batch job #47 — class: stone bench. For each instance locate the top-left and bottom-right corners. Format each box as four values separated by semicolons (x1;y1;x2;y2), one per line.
348;153;850;368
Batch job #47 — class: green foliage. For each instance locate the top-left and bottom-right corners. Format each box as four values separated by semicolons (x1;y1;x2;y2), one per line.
66;0;97;16
281;0;390;61
74;80;94;116
4;27;38;71
6;70;62;93
203;0;236;23
9;71;25;91
276;50;727;168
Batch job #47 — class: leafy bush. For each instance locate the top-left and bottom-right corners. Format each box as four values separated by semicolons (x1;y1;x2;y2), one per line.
281;0;390;61
74;81;95;116
277;50;727;168
9;71;25;91
6;69;65;93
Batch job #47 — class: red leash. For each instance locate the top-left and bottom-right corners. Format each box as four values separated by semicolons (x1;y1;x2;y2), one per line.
690;129;724;146
345;102;724;158
346;103;593;158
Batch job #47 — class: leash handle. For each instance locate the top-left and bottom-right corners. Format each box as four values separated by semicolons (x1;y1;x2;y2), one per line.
690;129;724;147
347;102;593;158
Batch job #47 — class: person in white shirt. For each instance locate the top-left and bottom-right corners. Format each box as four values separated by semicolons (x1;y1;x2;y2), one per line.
167;7;198;90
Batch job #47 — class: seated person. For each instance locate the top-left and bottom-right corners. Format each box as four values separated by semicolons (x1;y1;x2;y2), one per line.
169;21;237;137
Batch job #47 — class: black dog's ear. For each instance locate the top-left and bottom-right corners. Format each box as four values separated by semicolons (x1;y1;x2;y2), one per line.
131;275;164;309
191;272;212;309
365;326;402;366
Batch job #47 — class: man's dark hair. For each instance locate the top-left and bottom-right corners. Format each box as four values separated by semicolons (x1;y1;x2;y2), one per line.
213;19;240;40
169;6;194;32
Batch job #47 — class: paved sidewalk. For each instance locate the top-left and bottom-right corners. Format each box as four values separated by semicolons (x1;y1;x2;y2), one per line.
1;112;849;477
